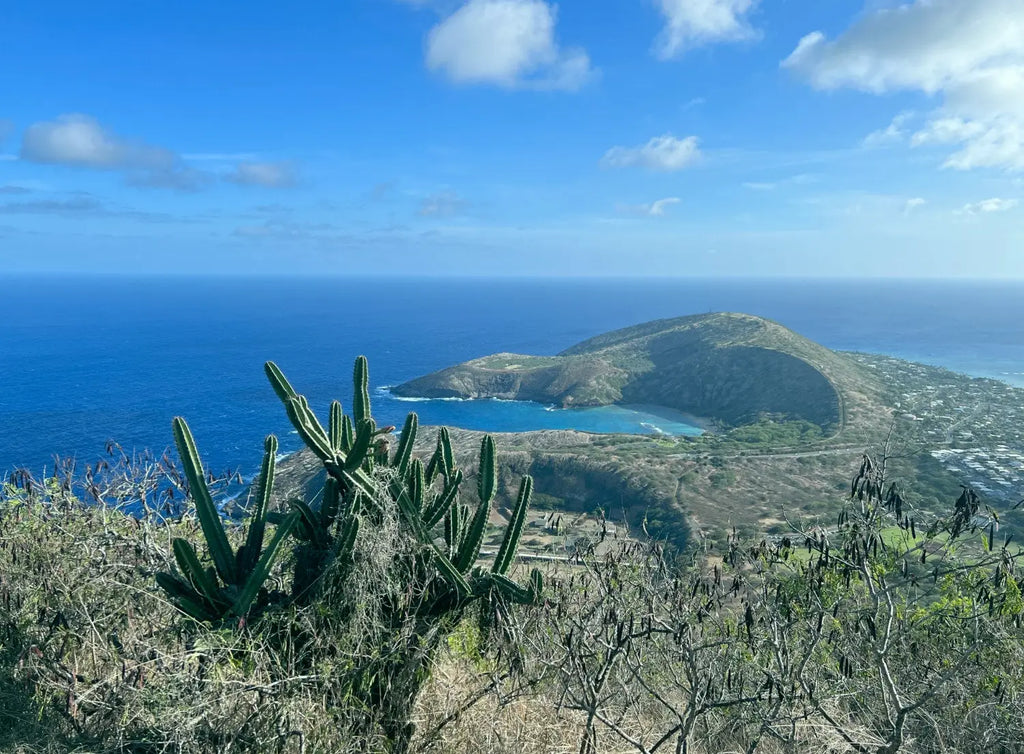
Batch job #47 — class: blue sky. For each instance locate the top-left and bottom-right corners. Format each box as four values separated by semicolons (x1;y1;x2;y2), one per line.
1;0;1022;276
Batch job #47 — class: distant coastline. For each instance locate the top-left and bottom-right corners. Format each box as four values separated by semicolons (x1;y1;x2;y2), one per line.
5;276;1024;474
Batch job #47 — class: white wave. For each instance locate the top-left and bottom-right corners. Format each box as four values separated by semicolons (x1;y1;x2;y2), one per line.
640;422;671;436
386;394;470;403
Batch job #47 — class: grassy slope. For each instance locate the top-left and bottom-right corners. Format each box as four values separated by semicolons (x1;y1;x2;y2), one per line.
394;312;889;437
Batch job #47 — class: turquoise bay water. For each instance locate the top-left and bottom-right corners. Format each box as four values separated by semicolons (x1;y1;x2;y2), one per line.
380;389;704;437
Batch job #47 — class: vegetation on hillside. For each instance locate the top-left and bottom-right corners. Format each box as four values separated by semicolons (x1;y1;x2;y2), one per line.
1;357;1022;753
393;313;873;433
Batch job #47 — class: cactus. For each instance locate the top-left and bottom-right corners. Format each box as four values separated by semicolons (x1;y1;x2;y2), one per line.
262;356;544;752
156;356;542;752
353;355;371;425
264;357;543;607
156;422;298;621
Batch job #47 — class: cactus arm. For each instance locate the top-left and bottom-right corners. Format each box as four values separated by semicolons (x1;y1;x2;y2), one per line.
321;477;341;529
425;449;441;486
343;419;375;472
477;436;496;504
264;361;298;402
284;398;336;462
156;573;221;622
296;397;334;450
455;495;490;573
529;568;543;600
393;413;418;477
231;511;299;618
490;570;542;605
172;417;237;585
171;538;223;608
353;355;371;425
444;507;459;554
421;469;462;529
489;573;533;603
391;477;433;544
439;428;456;477
329;401;344;451
336;514;359;566
432;548;471;598
341;415;354;452
493;475;533;576
384;473;470;597
288;498;328;548
408;459;425;514
241;435;277;574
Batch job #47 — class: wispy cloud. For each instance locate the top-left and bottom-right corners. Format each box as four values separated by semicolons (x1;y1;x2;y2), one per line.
617;197;681;217
957;197;1018;215
19;114;211;191
601;134;701;171
904;197;927;215
863;112;915;148
22;114;174;170
426;0;593;90
653;0;759;59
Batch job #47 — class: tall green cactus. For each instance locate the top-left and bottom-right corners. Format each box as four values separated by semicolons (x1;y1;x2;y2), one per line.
155;356;544;754
156;421;298;621
264;357;544;611
261;356;543;752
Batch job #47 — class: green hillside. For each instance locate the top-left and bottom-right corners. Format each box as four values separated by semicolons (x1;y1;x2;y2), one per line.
394;312;886;435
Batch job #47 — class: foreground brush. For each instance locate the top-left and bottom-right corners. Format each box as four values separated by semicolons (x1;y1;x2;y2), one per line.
156;355;543;752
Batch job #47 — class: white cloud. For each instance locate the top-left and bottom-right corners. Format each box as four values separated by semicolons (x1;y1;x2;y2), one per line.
863;112;914;148
426;0;592;90
21;114;174;170
782;0;1024;93
226;161;297;188
618;197;681;216
614;195;679;216
958;197;1018;215
601;134;701;171
903;197;927;214
647;197;680;215
19;114;214;191
784;0;1024;170
653;0;758;59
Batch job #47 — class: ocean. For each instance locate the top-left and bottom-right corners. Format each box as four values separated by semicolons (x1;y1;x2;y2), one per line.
2;276;1024;477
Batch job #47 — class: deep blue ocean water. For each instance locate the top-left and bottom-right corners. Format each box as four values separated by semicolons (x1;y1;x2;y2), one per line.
3;276;1024;477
